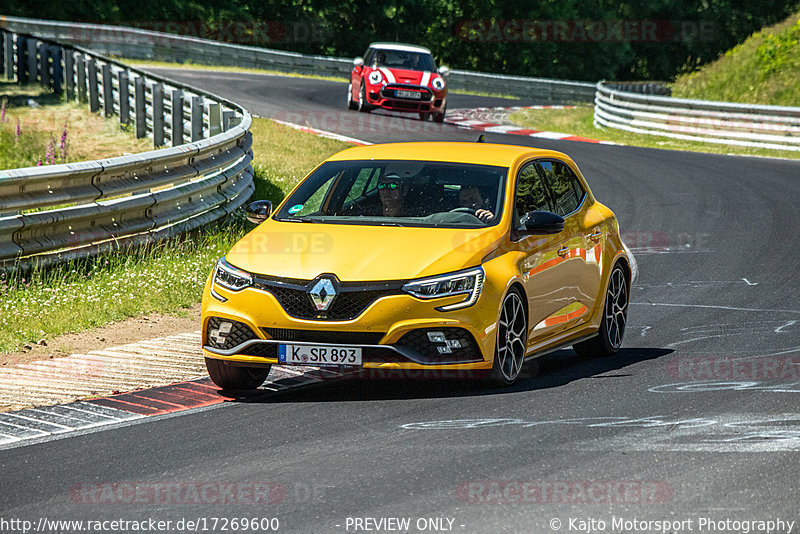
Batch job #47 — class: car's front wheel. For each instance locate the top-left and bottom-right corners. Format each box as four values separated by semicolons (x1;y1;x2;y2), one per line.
488;288;527;386
347;81;358;110
573;262;628;357
205;357;270;390
358;84;371;113
432;104;446;123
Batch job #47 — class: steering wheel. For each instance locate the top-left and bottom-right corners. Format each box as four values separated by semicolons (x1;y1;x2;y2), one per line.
449;207;478;215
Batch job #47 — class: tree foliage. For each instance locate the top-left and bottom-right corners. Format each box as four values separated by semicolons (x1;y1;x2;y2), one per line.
4;0;798;81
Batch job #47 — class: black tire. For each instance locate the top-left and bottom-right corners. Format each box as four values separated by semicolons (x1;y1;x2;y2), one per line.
573;263;628;358
205;357;270;390
347;81;358;110
488;287;528;386
418;112;429;121
358;84;371;113
433;105;446;123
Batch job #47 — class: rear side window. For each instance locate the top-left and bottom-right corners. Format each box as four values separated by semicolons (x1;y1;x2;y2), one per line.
515;162;553;226
537;161;584;217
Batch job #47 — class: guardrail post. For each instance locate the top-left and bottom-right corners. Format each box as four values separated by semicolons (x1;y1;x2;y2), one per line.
221;110;234;132
118;71;130;128
2;32;10;80
39;43;49;87
208;102;221;136
134;75;146;138
27;39;37;83
190;95;203;141
51;46;63;95
152;82;164;147
16;35;27;83
101;63;113;117
64;50;75;99
87;58;99;112
76;54;86;102
171;88;183;146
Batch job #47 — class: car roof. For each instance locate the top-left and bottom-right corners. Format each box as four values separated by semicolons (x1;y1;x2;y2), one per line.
368;42;432;54
326;142;571;168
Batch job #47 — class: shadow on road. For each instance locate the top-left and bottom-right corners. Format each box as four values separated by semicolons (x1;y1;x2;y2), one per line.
251;346;673;403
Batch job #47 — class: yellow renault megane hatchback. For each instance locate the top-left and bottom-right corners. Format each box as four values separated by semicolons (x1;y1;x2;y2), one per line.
201;141;631;388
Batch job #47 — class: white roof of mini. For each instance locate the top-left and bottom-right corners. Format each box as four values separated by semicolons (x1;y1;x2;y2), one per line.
368;42;432;54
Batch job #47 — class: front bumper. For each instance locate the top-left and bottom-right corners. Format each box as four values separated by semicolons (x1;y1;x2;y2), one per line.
366;84;445;113
201;278;498;371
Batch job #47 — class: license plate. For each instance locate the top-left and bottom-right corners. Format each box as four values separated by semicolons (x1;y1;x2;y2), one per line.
395;90;422;99
278;344;362;366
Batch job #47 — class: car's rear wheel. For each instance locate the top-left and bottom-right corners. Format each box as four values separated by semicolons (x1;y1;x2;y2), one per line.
573;263;628;358
347;82;358;110
358;84;371;113
488;288;527;386
205;357;270;390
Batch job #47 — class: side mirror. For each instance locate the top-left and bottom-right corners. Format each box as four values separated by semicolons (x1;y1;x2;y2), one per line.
246;200;272;225
437;65;450;77
520;211;564;235
353;57;364;68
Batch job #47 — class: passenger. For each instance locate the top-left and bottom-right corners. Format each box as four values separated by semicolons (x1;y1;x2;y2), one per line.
459;185;494;223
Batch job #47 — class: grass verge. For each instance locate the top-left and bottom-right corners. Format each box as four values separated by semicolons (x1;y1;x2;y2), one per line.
671;13;800;106
508;106;800;160
0;118;350;354
0;83;153;169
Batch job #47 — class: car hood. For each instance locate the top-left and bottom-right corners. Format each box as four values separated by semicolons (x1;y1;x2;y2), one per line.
225;221;502;282
378;68;436;86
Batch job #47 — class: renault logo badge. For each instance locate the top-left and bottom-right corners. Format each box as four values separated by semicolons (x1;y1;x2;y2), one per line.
308;276;338;311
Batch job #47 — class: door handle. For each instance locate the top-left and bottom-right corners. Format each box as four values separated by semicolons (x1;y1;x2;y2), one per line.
587;230;603;241
557;246;569;257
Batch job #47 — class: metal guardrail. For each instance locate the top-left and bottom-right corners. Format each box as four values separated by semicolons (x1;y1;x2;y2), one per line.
0;27;254;268
594;81;800;151
0;15;596;103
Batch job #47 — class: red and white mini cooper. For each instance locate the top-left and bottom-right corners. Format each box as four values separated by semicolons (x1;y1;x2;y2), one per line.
347;42;450;122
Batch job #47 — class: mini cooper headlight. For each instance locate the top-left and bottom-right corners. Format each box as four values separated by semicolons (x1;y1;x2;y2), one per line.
403;267;484;311
213;257;252;291
368;70;384;85
432;76;445;90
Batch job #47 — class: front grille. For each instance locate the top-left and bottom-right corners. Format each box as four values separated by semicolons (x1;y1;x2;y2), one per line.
241;343;278;358
396;327;483;364
254;276;404;321
382;84;433;101
205;317;258;350
262;328;385;345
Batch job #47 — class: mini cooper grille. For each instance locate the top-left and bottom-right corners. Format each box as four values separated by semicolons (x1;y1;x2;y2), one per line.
254;277;404;321
382;84;433;101
206;317;258;350
262;328;385;345
396;327;482;363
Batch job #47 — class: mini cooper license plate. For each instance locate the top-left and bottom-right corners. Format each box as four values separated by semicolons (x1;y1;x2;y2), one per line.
278;344;362;366
395;90;422;99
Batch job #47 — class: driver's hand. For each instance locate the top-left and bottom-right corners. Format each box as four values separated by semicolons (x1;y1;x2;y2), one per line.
475;209;494;223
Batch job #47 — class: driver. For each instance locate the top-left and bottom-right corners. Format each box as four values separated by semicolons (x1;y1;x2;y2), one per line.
459;185;494;223
378;173;408;217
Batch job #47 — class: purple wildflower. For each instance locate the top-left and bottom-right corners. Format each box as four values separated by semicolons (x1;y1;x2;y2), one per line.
37;156;42;166
60;122;68;161
46;134;56;165
14;118;20;142
1;101;5;123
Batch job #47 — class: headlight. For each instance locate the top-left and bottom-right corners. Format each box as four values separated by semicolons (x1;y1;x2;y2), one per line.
403;267;484;311
432;76;445;90
368;70;384;85
213;257;252;291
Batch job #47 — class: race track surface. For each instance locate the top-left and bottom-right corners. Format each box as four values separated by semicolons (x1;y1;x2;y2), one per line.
1;69;799;533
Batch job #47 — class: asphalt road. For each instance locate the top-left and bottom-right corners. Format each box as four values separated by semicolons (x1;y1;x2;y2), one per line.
1;69;799;534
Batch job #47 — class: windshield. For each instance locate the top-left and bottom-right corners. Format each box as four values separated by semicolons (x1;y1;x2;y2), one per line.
274;160;507;228
373;50;436;71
